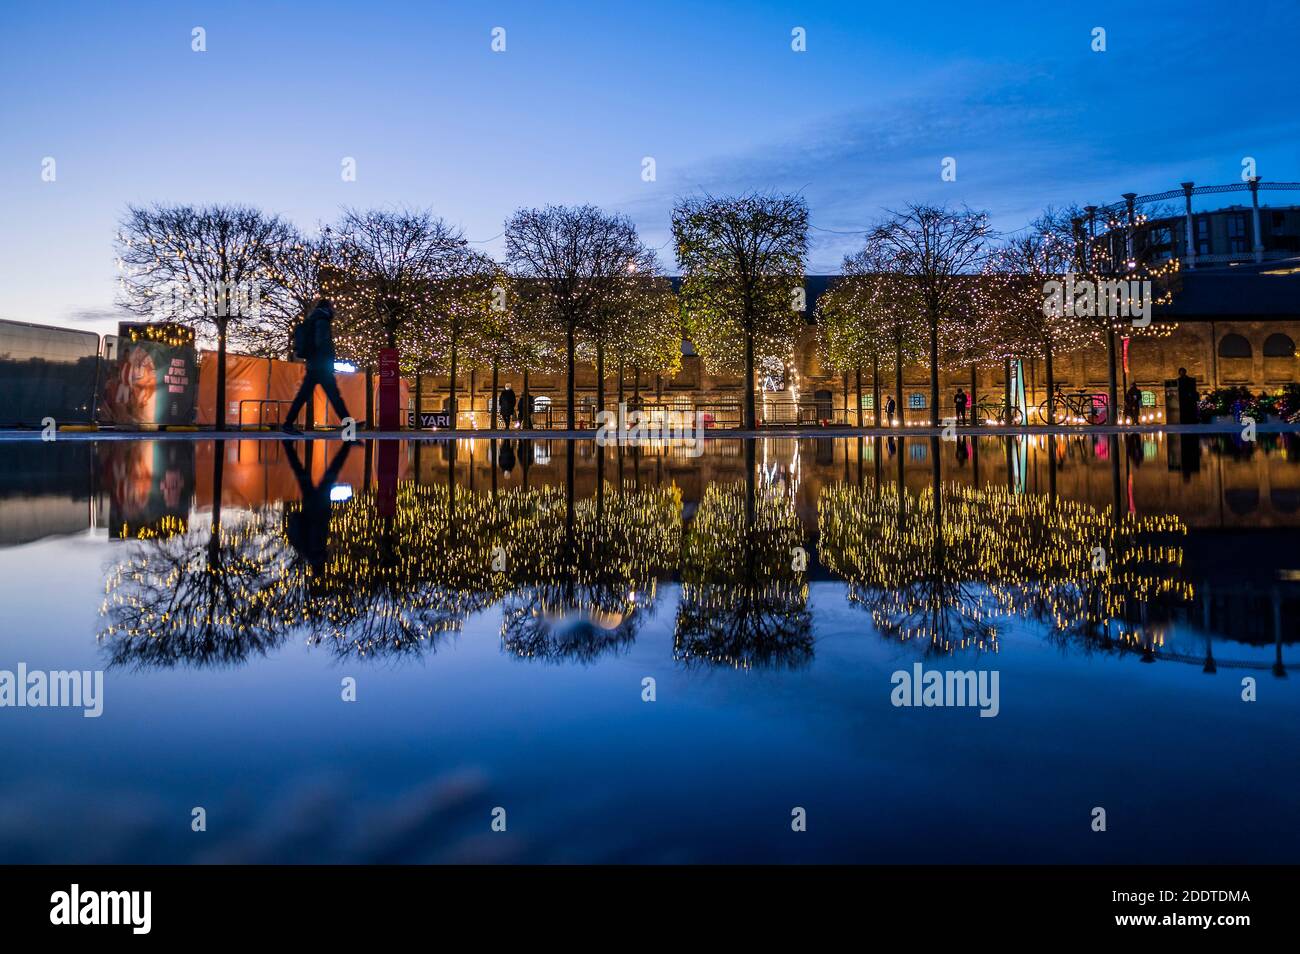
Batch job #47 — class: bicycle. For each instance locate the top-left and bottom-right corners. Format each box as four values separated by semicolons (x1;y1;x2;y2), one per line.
972;396;1023;426
1037;386;1106;426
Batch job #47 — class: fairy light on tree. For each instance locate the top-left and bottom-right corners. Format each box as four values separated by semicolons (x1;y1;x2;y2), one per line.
597;271;682;412
675;471;812;670
116;203;293;430
505;205;650;429
672;192;809;429
864;204;993;426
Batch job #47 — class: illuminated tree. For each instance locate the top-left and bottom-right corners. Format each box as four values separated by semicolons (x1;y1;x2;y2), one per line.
672;192;809;428
864;205;993;426
505;205;648;428
984;210;1099;423
238;227;343;359
116;203;294;430
330;208;470;383
598;273;683;409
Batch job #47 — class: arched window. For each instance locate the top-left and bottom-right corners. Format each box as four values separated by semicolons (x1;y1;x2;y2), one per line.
1263;333;1296;358
1218;333;1252;358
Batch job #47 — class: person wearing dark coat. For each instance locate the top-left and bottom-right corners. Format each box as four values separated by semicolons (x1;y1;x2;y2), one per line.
498;386;517;429
283;299;350;433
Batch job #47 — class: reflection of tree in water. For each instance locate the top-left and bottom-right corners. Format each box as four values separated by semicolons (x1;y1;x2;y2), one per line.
499;477;681;664
303;480;512;660
675;471;812;670
818;481;1191;655
819;483;999;655
98;508;302;669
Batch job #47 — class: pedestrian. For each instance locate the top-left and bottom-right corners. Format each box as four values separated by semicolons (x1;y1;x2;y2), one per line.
885;395;897;424
498;385;517;429
955;387;968;426
1125;382;1142;425
283;298;349;434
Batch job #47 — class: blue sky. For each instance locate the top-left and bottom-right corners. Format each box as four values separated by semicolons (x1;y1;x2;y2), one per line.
1;0;1297;334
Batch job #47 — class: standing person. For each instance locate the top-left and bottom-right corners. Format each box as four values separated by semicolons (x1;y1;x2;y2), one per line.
498;385;517;430
518;387;533;430
954;387;968;426
885;395;897;425
1125;382;1143;425
283;299;349;434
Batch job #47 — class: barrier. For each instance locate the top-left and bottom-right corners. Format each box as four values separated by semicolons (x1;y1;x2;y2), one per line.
0;318;101;426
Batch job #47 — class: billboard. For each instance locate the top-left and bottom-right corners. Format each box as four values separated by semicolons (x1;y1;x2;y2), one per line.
101;324;198;426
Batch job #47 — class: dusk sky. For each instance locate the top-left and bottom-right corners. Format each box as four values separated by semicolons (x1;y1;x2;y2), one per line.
1;0;1296;336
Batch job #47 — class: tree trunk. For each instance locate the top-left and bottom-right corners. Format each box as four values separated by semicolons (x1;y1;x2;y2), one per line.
894;340;903;427
855;366;864;428
744;321;757;429
449;338;458;432
872;353;881;428
1045;344;1056;426
617;358;625;411
1004;357;1012;423
365;367;374;429
842;372;849;426
522;368;530;428
634;367;641;403
970;363;978;427
929;316;940;427
566;322;576;430
597;341;606;415
415;373;423;427
469;367;477;429
491;358;499;429
1106;328;1118;425
215;319;229;431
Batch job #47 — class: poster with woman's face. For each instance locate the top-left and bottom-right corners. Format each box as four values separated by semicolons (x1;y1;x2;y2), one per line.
102;339;197;425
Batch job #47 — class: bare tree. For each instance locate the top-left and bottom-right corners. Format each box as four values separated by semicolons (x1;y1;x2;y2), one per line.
865;205;992;426
241;227;342;359
116;203;293;430
672;193;808;429
330;208;469;387
504;205;646;429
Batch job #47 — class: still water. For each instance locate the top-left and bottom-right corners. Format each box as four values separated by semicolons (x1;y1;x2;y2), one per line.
0;433;1296;863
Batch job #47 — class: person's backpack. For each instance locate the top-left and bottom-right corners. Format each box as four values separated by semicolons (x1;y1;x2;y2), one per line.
292;316;315;360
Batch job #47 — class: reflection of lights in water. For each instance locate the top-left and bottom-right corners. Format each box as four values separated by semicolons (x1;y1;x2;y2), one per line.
329;484;353;502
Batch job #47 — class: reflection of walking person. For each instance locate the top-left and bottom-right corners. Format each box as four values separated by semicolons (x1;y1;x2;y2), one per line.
282;439;353;574
497;439;516;475
284;299;350;434
498;386;516;429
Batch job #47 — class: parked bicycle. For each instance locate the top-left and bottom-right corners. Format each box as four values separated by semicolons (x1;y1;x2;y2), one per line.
1036;386;1107;426
972;395;1023;426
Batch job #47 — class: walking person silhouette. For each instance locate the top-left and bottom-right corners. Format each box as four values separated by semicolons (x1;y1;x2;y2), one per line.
282;439;354;575
283;298;350;434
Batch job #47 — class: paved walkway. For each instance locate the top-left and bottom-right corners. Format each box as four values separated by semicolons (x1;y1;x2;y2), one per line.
1;422;1294;441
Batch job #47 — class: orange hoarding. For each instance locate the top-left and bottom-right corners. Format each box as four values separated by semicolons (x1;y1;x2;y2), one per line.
197;351;409;428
